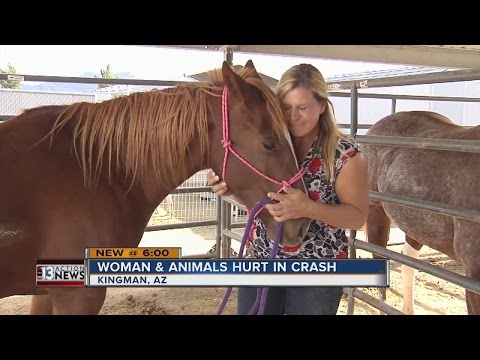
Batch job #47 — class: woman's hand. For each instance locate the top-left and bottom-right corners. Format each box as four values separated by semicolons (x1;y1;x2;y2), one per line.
207;170;231;196
264;185;311;222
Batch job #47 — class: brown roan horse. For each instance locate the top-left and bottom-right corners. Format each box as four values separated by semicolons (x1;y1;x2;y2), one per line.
364;110;480;314
0;60;310;314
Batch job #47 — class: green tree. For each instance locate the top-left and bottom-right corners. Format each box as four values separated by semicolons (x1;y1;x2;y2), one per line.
0;63;21;89
95;64;119;89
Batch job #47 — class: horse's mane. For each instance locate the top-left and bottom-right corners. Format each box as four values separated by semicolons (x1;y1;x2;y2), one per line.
46;66;285;190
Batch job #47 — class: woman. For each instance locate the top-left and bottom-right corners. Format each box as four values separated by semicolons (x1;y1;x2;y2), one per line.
208;63;369;315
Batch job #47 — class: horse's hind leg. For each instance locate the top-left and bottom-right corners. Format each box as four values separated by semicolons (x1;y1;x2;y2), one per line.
401;236;422;315
366;204;391;254
365;204;391;310
453;221;480;314
49;287;107;315
30;294;53;315
465;278;480;314
463;266;480;314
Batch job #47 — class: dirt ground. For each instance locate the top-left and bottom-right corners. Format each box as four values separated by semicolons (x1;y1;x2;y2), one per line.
0;206;469;315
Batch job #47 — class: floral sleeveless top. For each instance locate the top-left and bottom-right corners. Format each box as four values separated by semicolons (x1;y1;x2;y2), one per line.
249;137;360;260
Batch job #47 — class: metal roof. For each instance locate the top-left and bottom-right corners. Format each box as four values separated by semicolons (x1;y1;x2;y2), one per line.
188;65;452;88
325;66;450;83
155;45;480;69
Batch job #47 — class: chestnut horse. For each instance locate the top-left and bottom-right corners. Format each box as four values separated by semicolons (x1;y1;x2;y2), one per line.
364;111;480;314
0;60;310;314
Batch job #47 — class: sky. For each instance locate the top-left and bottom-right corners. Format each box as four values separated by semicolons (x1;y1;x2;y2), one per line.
0;45;410;82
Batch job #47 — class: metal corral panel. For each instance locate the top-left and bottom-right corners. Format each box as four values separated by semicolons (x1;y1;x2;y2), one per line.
0;89;95;116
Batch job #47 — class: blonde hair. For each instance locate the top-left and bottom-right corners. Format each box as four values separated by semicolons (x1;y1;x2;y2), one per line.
276;63;346;182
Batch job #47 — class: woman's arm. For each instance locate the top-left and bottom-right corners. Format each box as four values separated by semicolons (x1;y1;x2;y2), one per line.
265;153;369;230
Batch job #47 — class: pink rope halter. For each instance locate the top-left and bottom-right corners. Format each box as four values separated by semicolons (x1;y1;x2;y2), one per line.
216;86;307;315
221;86;305;192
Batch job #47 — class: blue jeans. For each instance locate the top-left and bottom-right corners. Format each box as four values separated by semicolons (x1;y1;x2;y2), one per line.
237;287;343;315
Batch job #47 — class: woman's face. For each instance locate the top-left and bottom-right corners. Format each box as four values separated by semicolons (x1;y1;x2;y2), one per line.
281;86;326;139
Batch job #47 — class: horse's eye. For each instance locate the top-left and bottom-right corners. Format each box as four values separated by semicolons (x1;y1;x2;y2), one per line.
263;142;276;151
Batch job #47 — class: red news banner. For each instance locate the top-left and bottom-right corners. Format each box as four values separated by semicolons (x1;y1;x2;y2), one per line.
36;247;181;287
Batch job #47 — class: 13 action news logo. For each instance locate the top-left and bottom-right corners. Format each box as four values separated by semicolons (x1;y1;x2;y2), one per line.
37;264;85;281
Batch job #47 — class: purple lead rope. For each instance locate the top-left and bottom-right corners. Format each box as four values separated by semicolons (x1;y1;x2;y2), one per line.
216;197;283;315
248;221;283;315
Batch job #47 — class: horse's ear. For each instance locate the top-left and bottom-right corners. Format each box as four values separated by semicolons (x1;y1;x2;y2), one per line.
222;61;250;97
244;60;262;80
244;60;256;71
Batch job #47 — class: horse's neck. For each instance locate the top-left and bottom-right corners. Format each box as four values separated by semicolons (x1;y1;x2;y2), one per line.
137;95;220;209
138;151;206;211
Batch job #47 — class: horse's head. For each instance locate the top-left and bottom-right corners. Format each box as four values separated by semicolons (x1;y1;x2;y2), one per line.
209;60;310;247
